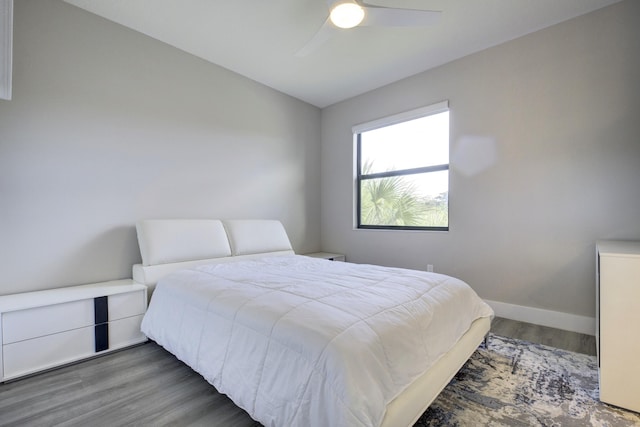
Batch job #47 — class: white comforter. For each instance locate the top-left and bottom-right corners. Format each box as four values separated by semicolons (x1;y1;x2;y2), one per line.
141;255;493;427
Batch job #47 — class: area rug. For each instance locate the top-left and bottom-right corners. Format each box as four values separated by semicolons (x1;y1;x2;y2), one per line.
415;334;640;426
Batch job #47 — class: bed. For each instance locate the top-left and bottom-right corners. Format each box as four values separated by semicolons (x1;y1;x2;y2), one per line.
133;219;493;427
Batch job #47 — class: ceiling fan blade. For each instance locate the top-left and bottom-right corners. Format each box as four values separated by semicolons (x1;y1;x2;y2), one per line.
360;7;441;27
296;18;337;57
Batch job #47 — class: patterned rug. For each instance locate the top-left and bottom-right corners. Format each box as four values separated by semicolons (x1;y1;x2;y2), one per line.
415;334;640;426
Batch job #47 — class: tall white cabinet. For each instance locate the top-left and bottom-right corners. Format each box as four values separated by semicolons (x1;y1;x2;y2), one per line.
596;240;640;412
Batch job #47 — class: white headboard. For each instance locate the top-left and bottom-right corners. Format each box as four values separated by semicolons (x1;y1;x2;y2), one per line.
133;219;294;294
137;219;232;266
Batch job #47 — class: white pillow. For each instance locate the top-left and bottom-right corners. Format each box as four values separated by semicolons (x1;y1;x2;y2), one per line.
136;219;232;266
223;219;293;256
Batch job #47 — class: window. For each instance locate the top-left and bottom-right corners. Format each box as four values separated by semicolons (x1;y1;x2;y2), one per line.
354;101;449;231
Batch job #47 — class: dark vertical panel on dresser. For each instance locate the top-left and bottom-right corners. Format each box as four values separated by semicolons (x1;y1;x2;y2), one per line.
94;296;109;352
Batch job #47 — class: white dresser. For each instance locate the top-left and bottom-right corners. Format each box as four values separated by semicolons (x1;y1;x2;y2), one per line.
596;240;640;412
0;279;147;382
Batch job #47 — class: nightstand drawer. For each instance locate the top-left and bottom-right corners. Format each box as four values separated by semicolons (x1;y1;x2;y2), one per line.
3;326;95;379
108;290;146;321
2;299;94;344
110;314;146;347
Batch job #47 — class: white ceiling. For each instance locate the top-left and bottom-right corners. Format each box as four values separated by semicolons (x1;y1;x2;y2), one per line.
63;0;622;108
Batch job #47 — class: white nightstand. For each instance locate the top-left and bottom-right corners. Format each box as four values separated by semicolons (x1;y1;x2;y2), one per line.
304;252;346;262
0;279;147;382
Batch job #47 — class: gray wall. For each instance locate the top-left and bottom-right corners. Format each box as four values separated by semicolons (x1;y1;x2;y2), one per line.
0;1;322;295
2;0;639;323
321;1;640;318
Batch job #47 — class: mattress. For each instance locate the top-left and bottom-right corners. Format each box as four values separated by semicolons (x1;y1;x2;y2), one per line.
141;254;493;427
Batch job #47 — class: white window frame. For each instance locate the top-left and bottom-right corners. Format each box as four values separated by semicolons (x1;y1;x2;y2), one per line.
352;100;449;231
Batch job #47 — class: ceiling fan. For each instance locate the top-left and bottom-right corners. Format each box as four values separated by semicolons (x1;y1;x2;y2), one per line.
296;0;442;57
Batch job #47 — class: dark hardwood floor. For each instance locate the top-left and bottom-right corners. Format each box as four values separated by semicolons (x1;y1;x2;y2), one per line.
0;343;260;427
0;318;596;426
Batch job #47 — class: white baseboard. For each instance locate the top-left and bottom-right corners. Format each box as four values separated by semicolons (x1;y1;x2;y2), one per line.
484;299;596;336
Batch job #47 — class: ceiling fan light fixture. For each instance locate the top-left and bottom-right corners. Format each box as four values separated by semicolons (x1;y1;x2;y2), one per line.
330;2;365;29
